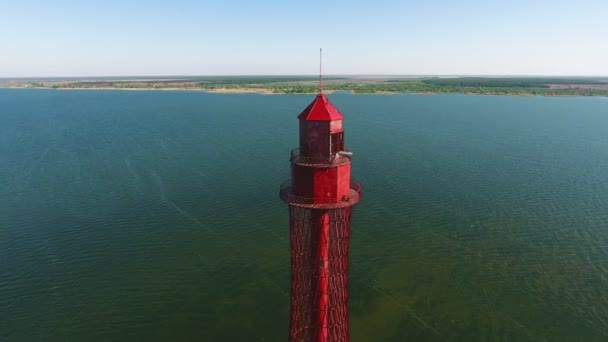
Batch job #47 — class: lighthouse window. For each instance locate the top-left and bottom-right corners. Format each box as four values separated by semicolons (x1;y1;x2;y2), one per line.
330;132;344;154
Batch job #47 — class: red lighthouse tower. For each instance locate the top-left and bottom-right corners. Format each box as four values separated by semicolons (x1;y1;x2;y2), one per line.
280;53;361;342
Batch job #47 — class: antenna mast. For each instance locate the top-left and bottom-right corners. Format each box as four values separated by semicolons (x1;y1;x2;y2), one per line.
319;48;323;94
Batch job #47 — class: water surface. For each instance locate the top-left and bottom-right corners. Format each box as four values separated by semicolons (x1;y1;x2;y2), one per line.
1;89;608;341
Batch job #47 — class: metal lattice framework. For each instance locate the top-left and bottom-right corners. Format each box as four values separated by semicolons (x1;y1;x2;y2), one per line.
289;205;352;342
282;83;360;342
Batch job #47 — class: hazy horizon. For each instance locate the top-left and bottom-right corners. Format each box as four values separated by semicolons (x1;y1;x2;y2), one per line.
2;1;607;77
3;74;608;80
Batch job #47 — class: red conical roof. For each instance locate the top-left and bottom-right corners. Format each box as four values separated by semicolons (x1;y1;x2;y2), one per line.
297;94;344;121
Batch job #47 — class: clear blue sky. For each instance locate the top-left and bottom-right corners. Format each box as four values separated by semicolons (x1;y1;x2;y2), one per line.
1;0;607;77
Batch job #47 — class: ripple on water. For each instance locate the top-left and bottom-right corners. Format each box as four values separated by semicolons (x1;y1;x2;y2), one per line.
1;90;608;340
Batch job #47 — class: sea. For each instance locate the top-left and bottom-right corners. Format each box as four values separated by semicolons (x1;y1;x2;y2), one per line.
1;89;608;341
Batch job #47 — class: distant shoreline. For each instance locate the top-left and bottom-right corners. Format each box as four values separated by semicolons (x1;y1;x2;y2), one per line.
3;86;608;98
2;76;608;97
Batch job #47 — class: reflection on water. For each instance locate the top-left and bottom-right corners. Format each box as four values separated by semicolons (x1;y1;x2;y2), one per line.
1;89;608;341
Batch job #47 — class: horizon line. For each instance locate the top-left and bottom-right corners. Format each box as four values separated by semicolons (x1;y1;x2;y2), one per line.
2;74;608;80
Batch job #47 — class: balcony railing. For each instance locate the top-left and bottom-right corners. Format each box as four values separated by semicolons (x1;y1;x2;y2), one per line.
279;180;362;208
290;148;351;167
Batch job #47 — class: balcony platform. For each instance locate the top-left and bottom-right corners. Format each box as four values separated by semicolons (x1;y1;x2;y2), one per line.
290;148;351;168
279;181;362;209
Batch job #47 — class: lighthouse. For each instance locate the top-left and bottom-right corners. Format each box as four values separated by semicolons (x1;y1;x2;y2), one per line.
280;52;361;342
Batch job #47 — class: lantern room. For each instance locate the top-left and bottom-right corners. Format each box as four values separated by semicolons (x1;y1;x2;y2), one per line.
298;94;345;158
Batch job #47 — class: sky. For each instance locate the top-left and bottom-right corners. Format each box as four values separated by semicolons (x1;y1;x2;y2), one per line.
1;0;607;77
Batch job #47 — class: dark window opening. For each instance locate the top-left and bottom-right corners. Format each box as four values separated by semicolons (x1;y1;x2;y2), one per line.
330;132;344;155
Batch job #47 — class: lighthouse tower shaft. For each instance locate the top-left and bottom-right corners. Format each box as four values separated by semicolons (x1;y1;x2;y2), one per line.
280;94;361;342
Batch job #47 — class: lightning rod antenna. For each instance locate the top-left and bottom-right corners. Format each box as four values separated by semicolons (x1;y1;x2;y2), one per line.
319;48;323;94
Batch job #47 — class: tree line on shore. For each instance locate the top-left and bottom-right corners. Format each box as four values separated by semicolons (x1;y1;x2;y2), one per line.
24;77;608;97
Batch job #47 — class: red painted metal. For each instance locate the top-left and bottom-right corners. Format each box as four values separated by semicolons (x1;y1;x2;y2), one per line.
281;93;360;342
297;94;344;121
316;211;329;342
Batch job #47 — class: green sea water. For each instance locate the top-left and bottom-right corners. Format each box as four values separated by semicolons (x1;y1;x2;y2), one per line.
1;89;608;341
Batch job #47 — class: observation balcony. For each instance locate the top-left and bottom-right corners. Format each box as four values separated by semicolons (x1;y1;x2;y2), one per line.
290;148;352;168
279;180;362;209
